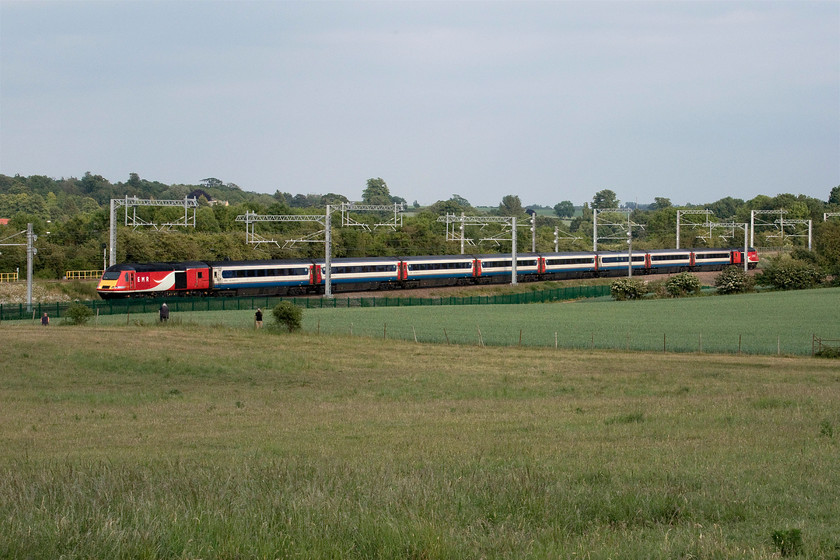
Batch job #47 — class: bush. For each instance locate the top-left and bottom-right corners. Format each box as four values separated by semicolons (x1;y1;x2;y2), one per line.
644;278;669;299
610;278;645;301
758;258;824;290
814;347;840;359
665;272;702;297
63;303;94;325
271;301;303;332
790;248;819;265
714;267;755;294
771;528;803;557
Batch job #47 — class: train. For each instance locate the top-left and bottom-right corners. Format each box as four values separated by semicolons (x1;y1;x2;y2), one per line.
96;247;758;299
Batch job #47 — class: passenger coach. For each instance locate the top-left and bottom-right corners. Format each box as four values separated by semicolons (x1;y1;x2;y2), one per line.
210;259;315;296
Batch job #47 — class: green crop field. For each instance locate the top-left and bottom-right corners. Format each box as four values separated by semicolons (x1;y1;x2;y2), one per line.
79;287;840;356
1;321;839;558
300;287;840;355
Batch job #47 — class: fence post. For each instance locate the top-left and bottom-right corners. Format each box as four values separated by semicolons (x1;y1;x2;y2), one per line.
738;334;742;354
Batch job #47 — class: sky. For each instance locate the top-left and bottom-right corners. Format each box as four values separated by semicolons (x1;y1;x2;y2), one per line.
1;1;838;207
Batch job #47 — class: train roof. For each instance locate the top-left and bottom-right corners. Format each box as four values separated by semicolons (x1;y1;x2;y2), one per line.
538;251;598;257
312;256;402;264
473;252;541;259
399;254;476;261
104;261;209;272
207;258;314;267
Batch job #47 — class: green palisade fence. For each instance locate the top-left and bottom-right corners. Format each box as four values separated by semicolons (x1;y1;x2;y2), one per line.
0;285;611;321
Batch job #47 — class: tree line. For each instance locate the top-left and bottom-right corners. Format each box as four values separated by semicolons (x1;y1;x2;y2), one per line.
1;173;838;280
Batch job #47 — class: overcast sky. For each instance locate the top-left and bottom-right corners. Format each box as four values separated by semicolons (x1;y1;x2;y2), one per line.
1;1;838;207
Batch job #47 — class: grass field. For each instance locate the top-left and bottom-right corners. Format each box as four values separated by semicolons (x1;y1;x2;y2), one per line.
73;286;840;356
1;323;839;558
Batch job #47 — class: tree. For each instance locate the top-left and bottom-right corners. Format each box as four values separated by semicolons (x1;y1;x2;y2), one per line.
650;197;672;211
553;200;574;218
786;201;810;219
429;195;471;215
450;194;471;208
814;219;840;276
195;207;221;232
291;194;312;208
78;172;115;204
707;196;745;219
498;195;523;216
362;178;392;206
271;301;303;332
829;185;840;206
321;192;349;206
592;189;619;210
64;303;94;325
201;178;224;188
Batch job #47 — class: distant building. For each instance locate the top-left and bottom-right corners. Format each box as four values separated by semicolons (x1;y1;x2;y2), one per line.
187;189;228;207
0;218;9;225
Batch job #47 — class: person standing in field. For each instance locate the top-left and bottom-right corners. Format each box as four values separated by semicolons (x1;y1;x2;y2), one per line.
255;307;263;329
41;312;49;326
159;302;169;322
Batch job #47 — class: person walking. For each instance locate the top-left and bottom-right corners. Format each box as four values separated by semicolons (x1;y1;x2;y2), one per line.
255;307;263;329
159;302;169;322
41;312;49;326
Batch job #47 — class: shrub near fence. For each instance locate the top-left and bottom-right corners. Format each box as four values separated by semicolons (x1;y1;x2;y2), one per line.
0;284;611;322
